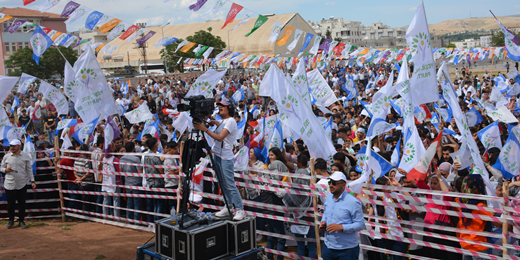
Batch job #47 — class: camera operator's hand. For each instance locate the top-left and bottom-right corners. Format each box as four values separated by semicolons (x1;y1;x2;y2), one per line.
208;120;219;126
193;121;207;132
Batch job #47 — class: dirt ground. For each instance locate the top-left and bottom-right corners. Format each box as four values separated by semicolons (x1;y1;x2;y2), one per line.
0;219;153;260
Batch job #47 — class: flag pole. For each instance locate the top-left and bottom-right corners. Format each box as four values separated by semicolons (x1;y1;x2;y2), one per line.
309;157;322;259
421;1;437;67
53;45;70;64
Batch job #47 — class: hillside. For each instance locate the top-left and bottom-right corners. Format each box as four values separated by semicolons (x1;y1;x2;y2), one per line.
429;15;520;35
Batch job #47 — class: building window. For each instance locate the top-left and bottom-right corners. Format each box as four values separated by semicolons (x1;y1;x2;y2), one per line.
370;33;375;39
388;32;393;37
11;44;16;52
378;32;383;37
5;44;10;52
24;42;29;48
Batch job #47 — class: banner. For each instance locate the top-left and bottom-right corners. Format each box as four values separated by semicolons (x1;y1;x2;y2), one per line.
309;36;322;56
60;1;80;17
119;25;139;40
39;82;68;116
136;31;156;45
65;5;91;24
85;11;104;30
124;103;154;124
287;29;303;51
202;0;228;18
107;22;130;41
233;8;255;31
299;33;314;53
98;18;122;33
202;47;214;60
40;0;61;12
0;13;13;24
180;42;196;53
189;0;208;11
306;69;338;107
6;20;26;34
126;28;147;42
245;15;268;37
276;25;294;46
222;3;243;29
268;21;284;42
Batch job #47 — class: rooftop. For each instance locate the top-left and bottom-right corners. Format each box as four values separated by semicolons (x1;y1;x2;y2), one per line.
0;7;65;19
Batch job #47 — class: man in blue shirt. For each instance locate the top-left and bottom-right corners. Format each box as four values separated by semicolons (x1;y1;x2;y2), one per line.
320;172;365;260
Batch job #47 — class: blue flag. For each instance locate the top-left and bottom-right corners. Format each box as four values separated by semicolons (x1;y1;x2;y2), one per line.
465;107;483;127
85;11;104;30
299;33;314;53
71;116;100;144
355;145;393;178
493;133;520;179
30;25;54;65
11;96;20;114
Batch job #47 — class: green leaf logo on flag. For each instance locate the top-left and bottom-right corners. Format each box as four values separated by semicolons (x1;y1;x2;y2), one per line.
245;15;268;37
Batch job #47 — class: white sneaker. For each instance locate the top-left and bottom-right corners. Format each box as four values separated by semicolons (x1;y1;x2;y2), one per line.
215;207;233;218
233;209;245;221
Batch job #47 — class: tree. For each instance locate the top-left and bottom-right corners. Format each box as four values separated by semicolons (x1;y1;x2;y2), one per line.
491;30;520;47
325;29;332;40
334;37;343;43
5;46;78;79
160;27;226;72
444;44;456;48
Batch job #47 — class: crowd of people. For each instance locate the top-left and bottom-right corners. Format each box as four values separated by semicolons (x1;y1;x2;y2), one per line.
1;61;520;260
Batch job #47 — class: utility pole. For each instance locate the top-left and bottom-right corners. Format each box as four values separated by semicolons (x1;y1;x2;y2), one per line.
161;22;170;75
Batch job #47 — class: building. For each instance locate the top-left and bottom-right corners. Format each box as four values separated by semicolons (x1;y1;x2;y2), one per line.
79;27;108;47
97;13;316;73
480;35;492;48
309;17;408;48
431;35;451;49
453;38;480;49
0;7;67;76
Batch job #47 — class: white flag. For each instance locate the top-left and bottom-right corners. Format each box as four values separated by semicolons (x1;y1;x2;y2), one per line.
234;145;250;171
233;9;255;31
40;0;61;13
63;62;79;103
17;73;37;95
405;3;438;105
65;5;91;25
39;81;68;116
487;106;518;123
268;21;284;43
291;58;312;105
124;103;154;124
260;64;335;161
371;71;395;119
307;69;338;107
309;36;322;56
202;0;228;18
186;69;227;98
202;47;214;60
175;40;189;53
107;22;131;41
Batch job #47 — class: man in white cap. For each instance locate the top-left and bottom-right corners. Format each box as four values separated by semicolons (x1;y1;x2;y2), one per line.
0;139;35;229
319;171;365;260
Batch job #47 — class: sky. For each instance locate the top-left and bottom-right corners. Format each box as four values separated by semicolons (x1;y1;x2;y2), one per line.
1;0;519;32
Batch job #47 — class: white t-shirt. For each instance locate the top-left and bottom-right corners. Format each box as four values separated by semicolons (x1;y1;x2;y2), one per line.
212;118;237;160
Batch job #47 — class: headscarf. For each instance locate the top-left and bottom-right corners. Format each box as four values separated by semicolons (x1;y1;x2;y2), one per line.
461;175;487;227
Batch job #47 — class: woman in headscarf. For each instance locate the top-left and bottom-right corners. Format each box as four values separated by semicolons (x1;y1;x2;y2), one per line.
457;175;494;260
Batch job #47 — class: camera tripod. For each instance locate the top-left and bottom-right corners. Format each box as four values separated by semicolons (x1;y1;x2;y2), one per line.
178;129;234;229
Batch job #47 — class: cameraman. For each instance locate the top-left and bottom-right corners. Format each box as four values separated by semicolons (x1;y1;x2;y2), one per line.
193;98;245;221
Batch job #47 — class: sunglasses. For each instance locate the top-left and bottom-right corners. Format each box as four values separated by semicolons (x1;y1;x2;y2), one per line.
329;180;345;186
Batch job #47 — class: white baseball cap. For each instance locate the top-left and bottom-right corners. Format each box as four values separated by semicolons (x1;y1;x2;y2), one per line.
9;139;21;146
328;171;347;182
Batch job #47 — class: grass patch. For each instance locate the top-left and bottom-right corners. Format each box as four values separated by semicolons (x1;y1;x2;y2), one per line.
27;222;47;228
61;227;72;231
0;220;7;226
94;254;106;259
57;223;75;227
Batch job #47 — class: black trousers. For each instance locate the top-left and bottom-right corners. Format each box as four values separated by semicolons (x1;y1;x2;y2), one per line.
5;186;28;222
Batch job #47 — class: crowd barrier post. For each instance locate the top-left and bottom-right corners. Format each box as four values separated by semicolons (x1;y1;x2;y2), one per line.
309;158;322;259
503;181;510;258
176;141;184;214
491;56;495;75
54;135;66;223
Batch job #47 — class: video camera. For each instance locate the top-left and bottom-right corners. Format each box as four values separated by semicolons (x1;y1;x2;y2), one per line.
177;95;215;124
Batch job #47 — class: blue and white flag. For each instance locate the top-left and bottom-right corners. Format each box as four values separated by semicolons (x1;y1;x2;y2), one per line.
493;133;520;179
18;73;37;95
366;118;396;138
390;138;401;167
399;127;426;172
356;60;363;68
355;145;393;178
236;110;248;140
231;88;245;104
11;96;20;114
30;25;53;65
261;119;283;160
430;112;440;131
323;117;332;140
359;100;373;118
477;121;502;150
23;136;36;175
56;118;78;133
2;125;26;146
465;107;483;127
85;11;104;30
71;116;99;145
443;127;458;136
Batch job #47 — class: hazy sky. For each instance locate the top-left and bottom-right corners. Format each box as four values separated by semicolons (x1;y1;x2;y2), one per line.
1;0;519;32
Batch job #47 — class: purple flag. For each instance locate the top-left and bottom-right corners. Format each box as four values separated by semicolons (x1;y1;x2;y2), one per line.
73;37;82;48
466;54;471;64
319;39;331;51
104;116;121;156
60;1;80;17
7;20;26;33
136;31;156;45
189;0;208;11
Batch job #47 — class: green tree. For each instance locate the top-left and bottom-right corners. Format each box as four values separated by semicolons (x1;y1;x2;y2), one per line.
334;37;343;43
325;29;332;40
160;27;226;72
444;44;456;48
5;46;78;79
491;30;520;47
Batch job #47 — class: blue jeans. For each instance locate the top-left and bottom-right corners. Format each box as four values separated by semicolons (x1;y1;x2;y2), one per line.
322;244;360;260
266;219;286;260
67;184;80;210
295;228;317;259
47;130;56;145
245;196;265;231
152;185;165;222
126;188;143;221
214;156;243;209
103;187;121;218
377;239;404;260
